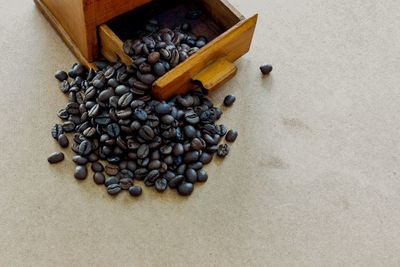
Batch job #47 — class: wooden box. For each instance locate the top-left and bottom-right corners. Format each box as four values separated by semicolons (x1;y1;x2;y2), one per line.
34;0;257;99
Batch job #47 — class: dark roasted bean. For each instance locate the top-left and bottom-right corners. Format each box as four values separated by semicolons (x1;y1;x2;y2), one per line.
260;64;273;75
105;176;119;187
129;186;142;197
79;140;92;156
93;172;106;185
51;124;64;139
217;144;230;157
91;162;104;172
223;95;236;107
107;184;122;195
57;134;69;148
105;164;119;176
74;165;88;180
197;169;208;182
47;152;64;164
72;155;88;165
177;182;194;196
155;178;168;192
185;168;197;183
225;129;238;142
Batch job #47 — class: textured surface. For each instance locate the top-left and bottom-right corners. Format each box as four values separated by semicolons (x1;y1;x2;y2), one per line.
1;0;400;266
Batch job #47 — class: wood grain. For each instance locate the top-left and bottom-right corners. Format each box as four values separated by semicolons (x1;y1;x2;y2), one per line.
34;0;95;68
192;58;237;93
153;14;258;100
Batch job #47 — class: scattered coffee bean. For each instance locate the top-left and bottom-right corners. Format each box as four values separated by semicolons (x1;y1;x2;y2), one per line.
197;169;208;182
55;70;68;81
72;155;88;165
225;129;238;142
91;162;104;172
47;152;64;164
129;186;142;197
217;144;230;157
105;164;119;176
93;172;106;185
107;184;122;195
74;165;88;180
155;178;168;192
178;182;194;196
57;134;69;148
105;176;119;186
223;95;236;107
51;124;64;139
260;64;273;75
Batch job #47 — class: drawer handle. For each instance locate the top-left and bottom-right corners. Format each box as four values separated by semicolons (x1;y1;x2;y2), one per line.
192;58;237;93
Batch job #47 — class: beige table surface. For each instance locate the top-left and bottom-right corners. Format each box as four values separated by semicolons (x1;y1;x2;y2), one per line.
1;0;400;266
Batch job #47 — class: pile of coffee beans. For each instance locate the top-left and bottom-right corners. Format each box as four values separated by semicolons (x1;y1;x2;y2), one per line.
123;19;207;80
48;61;238;197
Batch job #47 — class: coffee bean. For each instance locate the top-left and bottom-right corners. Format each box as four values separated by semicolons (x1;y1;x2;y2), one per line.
144;169;160;186
225;129;238;142
79;140;92;156
191;138;205;150
57;134;69;148
169;175;184;189
184;110;200;124
177;182;194;196
153;62;166;76
218;124;228;136
88;153;99;162
185;168;197;183
180;22;192;32
260;64;273;75
199;152;213;164
160;145;172;155
93;172;106;185
223;95;236;107
119;178;134;190
91;162;104;172
217;144;230;157
105;164;119;176
62;121;75;132
55;70;68;81
115;85;129;96
107;184;122;195
129;186;142;197
184;151;200;163
139;125;155;141
148;52;160;65
107;123;120;137
155;178;168;192
48;152;64;164
137;144;150;159
105;176;119;187
155;103;172;114
184;125;197;138
197;169;208;182
51;124;64;139
148;160;161;170
134;108;148;121
187;161;203;170
74;165;88;180
137;72;155;85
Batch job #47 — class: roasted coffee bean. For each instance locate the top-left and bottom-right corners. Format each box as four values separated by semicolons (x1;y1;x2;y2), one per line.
105;164;119;176
187;161;203;170
180;22;192;32
199;152;213;164
148;52;160;64
260;64;273;75
57;109;69;120
225;129;238;142
51;124;64;139
155;178;168;192
137;144;150;159
62;121;75;132
127;161;137;172
57;134;69;148
148;160;161;170
184;151;200;163
144;170;160;186
169;175;184;188
155;103;172;114
153;62;166;76
98;88;114;102
107;123;120;137
59;80;70;93
177;182;194;196
176;164;186;175
134;108;148;121
72;155;88;165
74;165;88;180
105;176;119;187
191;138;205;150
129;186;142;197
55;70;68;81
197;169;208;182
66;102;80;114
218;124;228;136
184;110;200;124
160;145;172;155
93;172;106;185
79;140;92;156
119;178;134;190
223;95;236;107
173;143;184;156
118;93;133;108
88;153;99;162
185;168;197;183
88;104;100;118
48;152;64;164
115;85;129;96
217;144;230;157
137;72;155;85
107;184;122;195
139;125;155;141
91;162;104;172
184;125;197;138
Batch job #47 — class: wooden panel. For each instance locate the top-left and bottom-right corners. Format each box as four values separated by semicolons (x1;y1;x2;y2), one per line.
192;58;237;93
94;0;153;25
34;0;95;68
152;14;258;100
198;0;244;29
99;25;133;65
